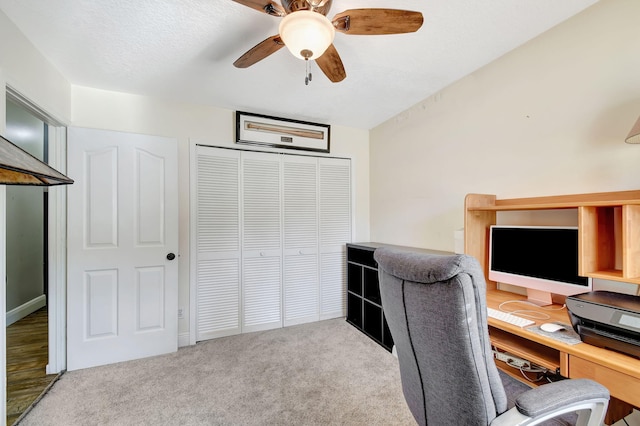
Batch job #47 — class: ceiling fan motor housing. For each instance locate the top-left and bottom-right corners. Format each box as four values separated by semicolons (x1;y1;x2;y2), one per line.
281;0;333;15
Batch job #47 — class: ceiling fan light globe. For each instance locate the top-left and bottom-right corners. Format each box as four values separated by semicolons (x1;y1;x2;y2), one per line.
279;10;335;60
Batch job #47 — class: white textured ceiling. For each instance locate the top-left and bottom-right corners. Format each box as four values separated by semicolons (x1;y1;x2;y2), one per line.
0;0;598;129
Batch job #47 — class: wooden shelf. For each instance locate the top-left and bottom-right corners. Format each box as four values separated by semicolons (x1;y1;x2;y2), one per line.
466;190;640;212
587;270;640;284
493;358;544;387
490;327;560;371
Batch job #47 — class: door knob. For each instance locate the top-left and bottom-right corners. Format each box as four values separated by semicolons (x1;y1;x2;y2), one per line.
166;253;176;260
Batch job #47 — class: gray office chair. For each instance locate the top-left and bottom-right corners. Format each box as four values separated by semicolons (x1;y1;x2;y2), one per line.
374;247;609;426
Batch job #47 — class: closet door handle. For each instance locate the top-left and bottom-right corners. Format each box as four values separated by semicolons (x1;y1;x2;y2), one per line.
166;253;176;260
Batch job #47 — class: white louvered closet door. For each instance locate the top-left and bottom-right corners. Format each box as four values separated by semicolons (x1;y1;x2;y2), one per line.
283;156;319;326
195;147;242;340
319;157;352;319
242;151;283;333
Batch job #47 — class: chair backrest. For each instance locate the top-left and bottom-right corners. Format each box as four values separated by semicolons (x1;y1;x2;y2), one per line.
374;247;508;426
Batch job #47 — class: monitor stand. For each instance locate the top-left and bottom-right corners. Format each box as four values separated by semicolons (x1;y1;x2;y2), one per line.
526;289;553;306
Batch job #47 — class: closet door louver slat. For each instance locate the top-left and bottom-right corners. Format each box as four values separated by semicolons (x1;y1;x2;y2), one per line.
320;251;347;317
196;259;240;338
243;256;282;328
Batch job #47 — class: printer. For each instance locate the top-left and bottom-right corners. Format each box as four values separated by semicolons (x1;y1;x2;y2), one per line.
566;291;640;359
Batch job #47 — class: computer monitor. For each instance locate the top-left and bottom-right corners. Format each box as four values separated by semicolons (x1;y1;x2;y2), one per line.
489;225;592;305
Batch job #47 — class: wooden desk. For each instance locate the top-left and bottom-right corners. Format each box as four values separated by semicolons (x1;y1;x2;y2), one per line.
487;289;640;424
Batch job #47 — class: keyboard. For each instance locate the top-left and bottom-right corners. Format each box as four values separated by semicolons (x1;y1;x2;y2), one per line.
487;308;535;328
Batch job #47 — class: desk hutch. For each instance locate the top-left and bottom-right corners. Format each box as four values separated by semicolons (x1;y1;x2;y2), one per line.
465;190;640;425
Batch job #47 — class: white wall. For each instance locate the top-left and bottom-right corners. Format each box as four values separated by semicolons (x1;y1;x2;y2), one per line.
0;7;72;419
370;0;640;254
70;86;370;337
0;10;71;123
0;8;72;313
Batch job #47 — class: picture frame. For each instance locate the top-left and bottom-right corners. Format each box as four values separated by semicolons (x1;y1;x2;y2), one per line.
235;111;330;153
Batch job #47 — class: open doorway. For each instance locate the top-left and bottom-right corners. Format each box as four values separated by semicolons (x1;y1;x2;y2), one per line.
4;86;69;378
5;97;47;324
4;97;58;424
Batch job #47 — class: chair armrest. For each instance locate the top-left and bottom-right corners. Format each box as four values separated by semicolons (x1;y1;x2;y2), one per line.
491;379;609;426
515;379;608;418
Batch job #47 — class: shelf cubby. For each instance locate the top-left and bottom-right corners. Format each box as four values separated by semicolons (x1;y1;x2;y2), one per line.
346;243;394;352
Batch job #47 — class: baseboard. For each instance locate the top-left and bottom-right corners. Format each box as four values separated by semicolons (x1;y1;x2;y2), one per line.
6;294;46;326
178;332;190;348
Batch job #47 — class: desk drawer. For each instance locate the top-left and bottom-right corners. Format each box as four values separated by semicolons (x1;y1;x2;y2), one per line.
568;355;640;407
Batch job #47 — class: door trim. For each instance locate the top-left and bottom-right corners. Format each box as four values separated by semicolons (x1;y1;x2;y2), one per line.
46;125;68;373
189;140;197;345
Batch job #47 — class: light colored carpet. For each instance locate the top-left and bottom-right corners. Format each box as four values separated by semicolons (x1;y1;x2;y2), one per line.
18;318;415;425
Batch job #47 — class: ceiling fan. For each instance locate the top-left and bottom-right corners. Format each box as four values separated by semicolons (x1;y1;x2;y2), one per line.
232;0;424;84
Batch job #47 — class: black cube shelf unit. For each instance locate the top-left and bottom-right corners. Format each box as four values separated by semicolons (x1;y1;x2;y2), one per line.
346;243;393;351
346;242;453;352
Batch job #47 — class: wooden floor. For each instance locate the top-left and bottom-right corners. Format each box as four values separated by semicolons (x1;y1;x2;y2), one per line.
6;307;58;425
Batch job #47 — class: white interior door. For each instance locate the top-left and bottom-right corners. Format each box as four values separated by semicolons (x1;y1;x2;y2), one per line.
67;127;178;371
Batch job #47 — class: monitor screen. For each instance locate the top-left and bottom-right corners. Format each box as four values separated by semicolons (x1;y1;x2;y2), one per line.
489;226;591;304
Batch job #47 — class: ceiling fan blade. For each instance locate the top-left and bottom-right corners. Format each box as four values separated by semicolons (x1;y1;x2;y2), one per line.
332;9;424;35
232;0;286;17
315;44;346;83
233;35;285;68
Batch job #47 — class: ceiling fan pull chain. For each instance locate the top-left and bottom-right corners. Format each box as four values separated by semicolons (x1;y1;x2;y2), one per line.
305;58;312;85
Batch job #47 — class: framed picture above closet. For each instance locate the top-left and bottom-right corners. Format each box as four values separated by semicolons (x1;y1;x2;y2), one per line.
235;111;330;153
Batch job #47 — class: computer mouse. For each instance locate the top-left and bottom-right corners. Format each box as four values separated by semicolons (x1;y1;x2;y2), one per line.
540;323;566;333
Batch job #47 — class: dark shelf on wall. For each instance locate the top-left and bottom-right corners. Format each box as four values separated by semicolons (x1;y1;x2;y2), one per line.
346;242;454;352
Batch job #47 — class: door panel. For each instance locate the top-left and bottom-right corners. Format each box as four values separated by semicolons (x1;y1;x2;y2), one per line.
196;258;240;339
243;255;281;331
283;156;319;326
242;151;282;332
85;269;118;338
136;266;165;330
136;149;166;245
67;127;178;370
85;147;118;247
195;147;241;340
242;153;282;253
284;253;319;325
319;158;351;319
320;251;347;317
